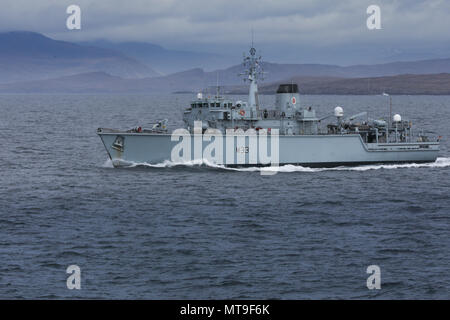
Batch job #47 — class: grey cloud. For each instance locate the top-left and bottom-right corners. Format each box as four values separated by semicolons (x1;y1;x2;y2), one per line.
0;0;449;64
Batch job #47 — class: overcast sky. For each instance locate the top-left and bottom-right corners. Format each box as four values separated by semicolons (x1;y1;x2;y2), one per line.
1;0;449;64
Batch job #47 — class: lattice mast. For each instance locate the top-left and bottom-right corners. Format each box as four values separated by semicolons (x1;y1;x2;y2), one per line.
240;44;264;110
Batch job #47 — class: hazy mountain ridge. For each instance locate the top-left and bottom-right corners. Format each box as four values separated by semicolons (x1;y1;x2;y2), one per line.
258;73;450;95
1;31;450;94
1;71;449;95
79;40;236;75
155;58;450;89
0;31;159;83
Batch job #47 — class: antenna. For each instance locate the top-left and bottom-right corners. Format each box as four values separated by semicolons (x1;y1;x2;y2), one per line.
216;72;220;97
238;38;265;83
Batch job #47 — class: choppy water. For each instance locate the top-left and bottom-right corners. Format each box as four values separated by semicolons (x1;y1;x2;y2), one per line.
0;93;449;299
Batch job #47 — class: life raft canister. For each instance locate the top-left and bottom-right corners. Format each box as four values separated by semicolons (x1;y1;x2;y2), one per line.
292;97;296;104
239;109;245;116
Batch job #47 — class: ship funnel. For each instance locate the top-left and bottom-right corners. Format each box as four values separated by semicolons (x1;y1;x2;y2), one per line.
276;84;299;94
275;83;300;117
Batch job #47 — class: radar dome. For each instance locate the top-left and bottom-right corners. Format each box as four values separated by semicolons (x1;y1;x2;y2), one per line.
393;114;402;122
197;92;203;99
334;106;344;117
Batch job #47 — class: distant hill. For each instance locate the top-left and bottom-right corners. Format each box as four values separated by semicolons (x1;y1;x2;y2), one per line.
79;40;237;75
1;71;449;95
256;73;450;95
2;31;450;93
215;59;450;84
0;69;213;93
79;40;450;80
141;58;450;89
0;31;159;83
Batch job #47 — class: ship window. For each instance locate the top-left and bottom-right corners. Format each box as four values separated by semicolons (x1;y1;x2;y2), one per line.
191;103;195;108
216;103;220;107
210;103;215;107
203;103;208;107
197;103;202;107
228;103;232;107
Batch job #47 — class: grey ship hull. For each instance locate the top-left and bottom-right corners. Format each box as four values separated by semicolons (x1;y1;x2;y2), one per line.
98;132;439;167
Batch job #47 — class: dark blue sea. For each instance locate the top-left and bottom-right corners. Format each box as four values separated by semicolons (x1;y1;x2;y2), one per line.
0;93;449;299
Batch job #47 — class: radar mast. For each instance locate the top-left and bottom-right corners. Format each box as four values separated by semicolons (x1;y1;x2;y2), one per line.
240;43;264;110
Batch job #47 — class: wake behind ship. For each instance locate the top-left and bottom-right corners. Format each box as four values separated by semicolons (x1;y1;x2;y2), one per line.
97;46;440;168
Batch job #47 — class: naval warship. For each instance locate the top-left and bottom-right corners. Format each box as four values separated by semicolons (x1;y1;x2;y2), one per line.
98;46;440;168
